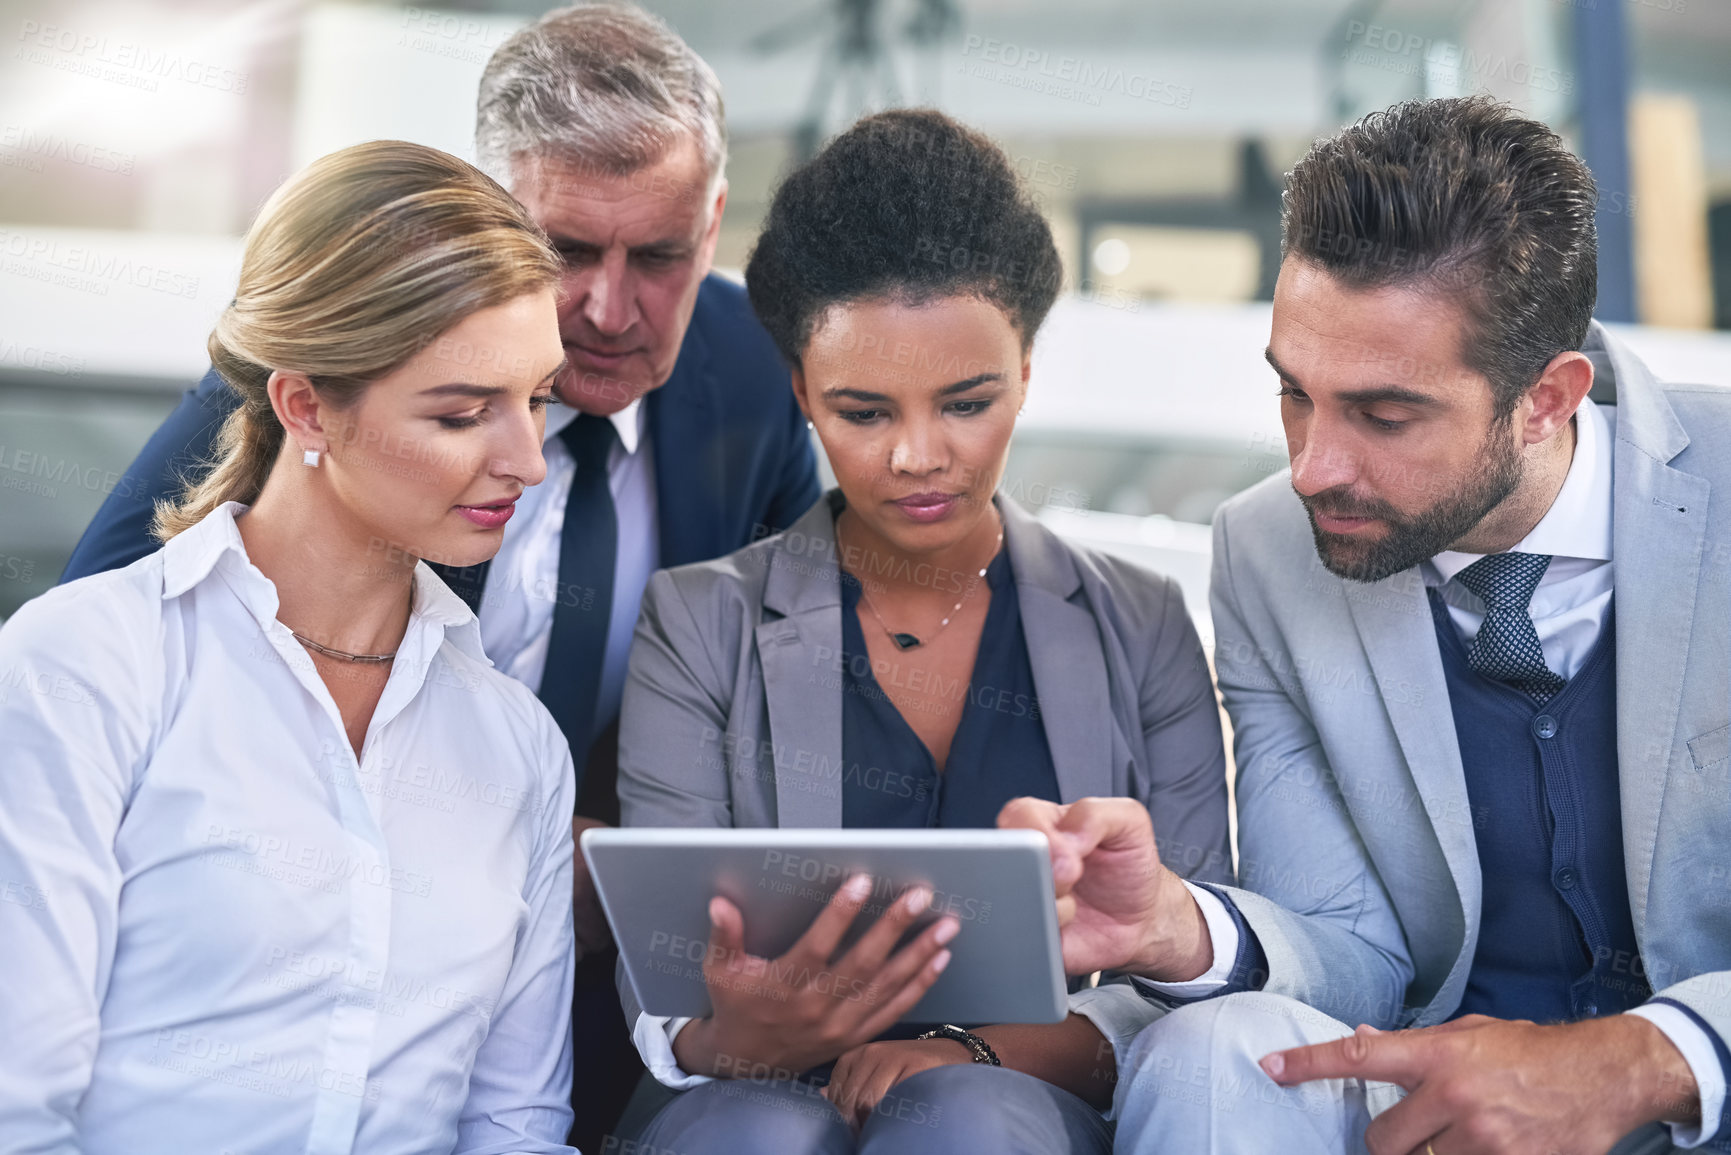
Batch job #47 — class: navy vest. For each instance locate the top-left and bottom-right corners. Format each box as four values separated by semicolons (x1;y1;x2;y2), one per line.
1428;592;1649;1022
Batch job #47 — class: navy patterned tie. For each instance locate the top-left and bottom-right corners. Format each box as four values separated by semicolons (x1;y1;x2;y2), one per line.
1453;552;1566;703
537;413;618;767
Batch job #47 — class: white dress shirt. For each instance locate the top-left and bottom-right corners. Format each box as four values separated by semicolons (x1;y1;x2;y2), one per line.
1425;394;1614;678
0;502;578;1154
1167;400;1722;1144
479;399;659;739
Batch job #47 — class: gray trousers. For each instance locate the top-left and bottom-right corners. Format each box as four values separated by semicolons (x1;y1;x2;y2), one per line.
627;1063;1113;1155
1112;992;1682;1155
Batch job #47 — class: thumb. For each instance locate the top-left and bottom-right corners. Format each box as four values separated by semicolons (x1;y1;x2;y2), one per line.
706;895;747;971
1049;831;1085;897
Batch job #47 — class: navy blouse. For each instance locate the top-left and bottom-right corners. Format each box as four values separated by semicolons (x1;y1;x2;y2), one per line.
838;547;1063;829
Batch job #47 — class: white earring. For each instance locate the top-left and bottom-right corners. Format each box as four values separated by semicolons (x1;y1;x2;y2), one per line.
303;448;321;467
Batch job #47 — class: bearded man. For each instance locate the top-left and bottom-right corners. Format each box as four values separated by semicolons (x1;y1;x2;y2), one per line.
1003;95;1731;1155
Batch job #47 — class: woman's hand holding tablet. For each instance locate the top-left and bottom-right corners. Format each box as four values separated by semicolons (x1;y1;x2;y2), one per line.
671;872;963;1078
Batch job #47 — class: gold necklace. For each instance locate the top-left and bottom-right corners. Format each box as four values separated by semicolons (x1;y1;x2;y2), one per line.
856;526;1004;651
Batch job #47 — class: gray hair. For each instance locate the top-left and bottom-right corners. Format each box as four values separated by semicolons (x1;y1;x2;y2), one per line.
476;3;727;198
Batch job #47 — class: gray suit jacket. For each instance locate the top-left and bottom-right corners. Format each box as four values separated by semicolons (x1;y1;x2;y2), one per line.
615;491;1233;1072
1210;322;1731;1051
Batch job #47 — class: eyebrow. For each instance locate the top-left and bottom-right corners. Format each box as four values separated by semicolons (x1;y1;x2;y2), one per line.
823;372;1004;403
419;365;561;397
549;234;695;257
1264;348;1441;408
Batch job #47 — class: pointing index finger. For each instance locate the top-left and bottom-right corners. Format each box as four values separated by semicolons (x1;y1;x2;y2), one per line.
1259;1024;1429;1091
1053;796;1158;878
998;797;1081;896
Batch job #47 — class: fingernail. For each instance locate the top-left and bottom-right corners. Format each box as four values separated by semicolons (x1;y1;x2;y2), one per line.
904;886;932;913
932;949;952;973
1259;1053;1284;1079
843;873;871;900
709;897;726;924
934;918;959;945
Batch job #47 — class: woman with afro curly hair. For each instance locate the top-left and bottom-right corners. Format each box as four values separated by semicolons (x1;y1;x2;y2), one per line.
613;109;1234;1154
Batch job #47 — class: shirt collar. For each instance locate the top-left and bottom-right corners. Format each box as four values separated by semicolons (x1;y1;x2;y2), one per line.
161;499;252;599
543;396;646;455
161;500;489;664
407;564;491;663
1429;397;1614;583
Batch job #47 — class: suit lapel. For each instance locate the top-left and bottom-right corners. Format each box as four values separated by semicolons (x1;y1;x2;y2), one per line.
1003;502;1115;802
1598;327;1708;935
757;496;845;828
1342;573;1481;978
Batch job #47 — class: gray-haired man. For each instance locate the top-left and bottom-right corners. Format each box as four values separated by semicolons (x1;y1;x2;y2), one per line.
60;5;821;1146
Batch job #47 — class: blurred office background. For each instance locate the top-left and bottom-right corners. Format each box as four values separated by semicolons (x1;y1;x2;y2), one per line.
3;0;1730;630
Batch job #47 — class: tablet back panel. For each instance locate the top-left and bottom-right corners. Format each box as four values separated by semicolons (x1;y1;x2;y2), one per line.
584;828;1068;1024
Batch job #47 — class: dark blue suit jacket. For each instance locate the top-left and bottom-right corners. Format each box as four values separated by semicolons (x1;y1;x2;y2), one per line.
60;273;821;584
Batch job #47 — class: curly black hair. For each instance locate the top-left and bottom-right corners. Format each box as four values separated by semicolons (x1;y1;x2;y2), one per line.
745;108;1062;367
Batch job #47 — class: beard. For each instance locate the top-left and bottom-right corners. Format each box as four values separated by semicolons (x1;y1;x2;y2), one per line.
1297;421;1523;584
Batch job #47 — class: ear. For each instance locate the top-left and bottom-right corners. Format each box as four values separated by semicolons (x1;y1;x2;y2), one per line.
696;178;728;277
788;361;813;423
1519;350;1594;447
267;370;329;456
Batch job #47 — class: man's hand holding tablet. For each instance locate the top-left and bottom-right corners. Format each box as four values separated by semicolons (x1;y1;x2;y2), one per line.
671;872;962;1078
997;796;1214;982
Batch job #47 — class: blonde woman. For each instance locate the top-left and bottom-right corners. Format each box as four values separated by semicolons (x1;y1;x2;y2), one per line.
0;142;579;1152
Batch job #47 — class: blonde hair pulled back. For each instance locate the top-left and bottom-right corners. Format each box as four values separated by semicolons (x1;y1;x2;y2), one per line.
154;139;561;539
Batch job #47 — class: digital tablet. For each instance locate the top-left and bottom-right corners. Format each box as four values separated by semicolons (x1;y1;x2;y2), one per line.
582;827;1068;1025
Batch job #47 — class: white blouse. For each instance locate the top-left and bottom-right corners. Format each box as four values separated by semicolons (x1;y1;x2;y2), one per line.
0;502;577;1154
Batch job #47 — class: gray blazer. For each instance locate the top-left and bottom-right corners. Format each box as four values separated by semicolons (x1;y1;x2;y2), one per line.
615;492;1233;1063
1210;321;1731;1046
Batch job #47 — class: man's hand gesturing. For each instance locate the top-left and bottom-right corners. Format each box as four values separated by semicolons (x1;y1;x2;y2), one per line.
1261;1013;1702;1154
998;796;1212;982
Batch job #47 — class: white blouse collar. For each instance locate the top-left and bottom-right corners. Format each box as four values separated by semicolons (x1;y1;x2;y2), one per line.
160;500;489;665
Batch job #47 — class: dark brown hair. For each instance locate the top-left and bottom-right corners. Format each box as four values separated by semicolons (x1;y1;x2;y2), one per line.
1283;95;1598;416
